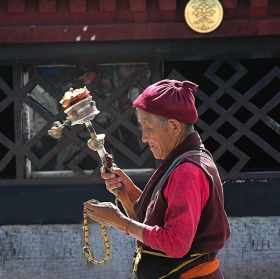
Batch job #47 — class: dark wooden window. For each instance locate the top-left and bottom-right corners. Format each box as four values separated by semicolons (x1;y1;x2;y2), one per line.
165;58;280;180
0;39;279;184
23;63;154;178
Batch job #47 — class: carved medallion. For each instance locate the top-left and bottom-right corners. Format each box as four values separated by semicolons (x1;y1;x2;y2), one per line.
184;0;224;33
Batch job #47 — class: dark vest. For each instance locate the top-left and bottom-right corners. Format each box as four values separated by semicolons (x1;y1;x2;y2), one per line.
134;131;230;279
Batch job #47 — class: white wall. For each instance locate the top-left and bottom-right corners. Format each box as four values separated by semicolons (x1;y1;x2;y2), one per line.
1;217;280;279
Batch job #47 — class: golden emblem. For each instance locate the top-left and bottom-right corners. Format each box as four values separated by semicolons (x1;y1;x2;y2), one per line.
184;0;224;33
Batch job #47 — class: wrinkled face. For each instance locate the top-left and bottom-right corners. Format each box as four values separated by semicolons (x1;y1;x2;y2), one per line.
136;109;180;160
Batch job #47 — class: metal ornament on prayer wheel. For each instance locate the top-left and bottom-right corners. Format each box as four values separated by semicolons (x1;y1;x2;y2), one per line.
48;87;112;265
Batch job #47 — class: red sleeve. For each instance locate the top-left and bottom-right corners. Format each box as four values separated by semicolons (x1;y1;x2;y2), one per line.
142;162;210;258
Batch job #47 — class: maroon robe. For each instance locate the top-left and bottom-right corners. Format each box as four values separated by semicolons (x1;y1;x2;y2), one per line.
133;131;230;279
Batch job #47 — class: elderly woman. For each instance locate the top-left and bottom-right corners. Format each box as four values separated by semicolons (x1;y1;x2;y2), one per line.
85;79;230;279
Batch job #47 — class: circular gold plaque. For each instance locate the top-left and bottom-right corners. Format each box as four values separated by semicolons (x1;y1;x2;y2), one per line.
184;0;224;33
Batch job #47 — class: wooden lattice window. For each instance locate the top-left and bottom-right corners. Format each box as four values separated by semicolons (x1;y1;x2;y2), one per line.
165;58;280;180
0;56;279;181
22;63;154;178
0;66;16;179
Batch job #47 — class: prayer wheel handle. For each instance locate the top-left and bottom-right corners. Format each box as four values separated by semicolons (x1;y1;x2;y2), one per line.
103;156;137;220
85;121;136;219
106;161;137;220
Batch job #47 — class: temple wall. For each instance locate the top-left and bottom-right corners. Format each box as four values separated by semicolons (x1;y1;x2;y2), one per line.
1;217;279;279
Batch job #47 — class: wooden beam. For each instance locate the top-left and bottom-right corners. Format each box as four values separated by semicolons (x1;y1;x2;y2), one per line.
129;0;147;22
250;0;269;17
158;0;176;11
129;0;146;12
39;0;57;13
223;0;237;9
100;0;116;12
0;19;280;44
8;0;26;13
69;0;87;13
223;0;237;17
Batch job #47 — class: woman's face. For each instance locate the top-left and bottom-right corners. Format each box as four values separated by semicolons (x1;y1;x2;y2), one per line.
136;109;179;160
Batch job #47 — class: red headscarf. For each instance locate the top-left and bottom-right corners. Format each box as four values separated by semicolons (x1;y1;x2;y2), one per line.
132;79;199;124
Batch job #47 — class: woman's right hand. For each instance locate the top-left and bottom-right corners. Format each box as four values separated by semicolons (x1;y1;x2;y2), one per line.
100;167;134;197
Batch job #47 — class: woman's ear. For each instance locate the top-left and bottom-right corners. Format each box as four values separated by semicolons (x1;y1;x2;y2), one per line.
167;119;183;136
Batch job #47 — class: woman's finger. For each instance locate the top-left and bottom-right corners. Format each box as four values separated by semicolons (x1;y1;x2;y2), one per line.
106;180;122;189
101;171;117;180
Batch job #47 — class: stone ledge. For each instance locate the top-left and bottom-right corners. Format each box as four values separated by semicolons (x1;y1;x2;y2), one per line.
0;217;279;279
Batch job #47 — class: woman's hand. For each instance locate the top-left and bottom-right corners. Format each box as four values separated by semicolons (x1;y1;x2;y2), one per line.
100;167;135;197
84;201;128;232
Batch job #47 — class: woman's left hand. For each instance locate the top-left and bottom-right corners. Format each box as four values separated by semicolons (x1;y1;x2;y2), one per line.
84;201;128;231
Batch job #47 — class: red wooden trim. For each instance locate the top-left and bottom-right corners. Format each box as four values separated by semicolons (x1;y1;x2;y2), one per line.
0;19;280;44
0;12;116;25
250;0;269;17
158;0;176;11
129;0;147;22
223;0;237;17
223;0;237;9
69;0;87;13
100;0;117;12
8;0;26;13
129;0;146;12
39;0;57;13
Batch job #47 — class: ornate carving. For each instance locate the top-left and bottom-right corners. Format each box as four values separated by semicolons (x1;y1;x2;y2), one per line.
184;0;224;33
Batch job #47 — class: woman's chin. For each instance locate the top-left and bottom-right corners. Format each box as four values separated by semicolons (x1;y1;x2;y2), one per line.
150;149;158;159
152;152;162;160
150;147;163;160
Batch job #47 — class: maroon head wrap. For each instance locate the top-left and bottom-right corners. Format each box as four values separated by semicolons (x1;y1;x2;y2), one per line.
132;79;199;124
